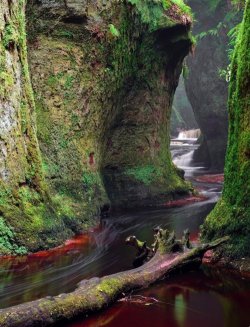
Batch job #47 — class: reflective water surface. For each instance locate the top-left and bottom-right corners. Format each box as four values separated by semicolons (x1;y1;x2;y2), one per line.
0;141;249;327
70;270;250;327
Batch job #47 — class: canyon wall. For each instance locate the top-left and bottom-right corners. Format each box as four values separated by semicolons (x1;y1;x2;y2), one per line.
203;0;250;257
0;0;58;254
0;0;193;254
185;0;240;170
27;0;194;210
171;76;197;137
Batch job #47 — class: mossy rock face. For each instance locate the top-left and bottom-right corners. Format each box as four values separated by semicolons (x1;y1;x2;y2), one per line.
171;76;198;136
0;0;193;254
0;0;55;254
27;0;192;209
203;0;250;258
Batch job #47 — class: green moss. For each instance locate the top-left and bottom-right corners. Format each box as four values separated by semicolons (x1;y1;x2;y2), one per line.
169;0;192;15
203;0;250;258
96;278;123;297
125;165;162;185
128;0;191;31
109;24;120;37
82;171;100;189
2;23;19;49
0;0;193;254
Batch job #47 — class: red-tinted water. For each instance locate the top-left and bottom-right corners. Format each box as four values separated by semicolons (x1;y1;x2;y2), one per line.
68;270;250;327
164;195;207;208
1;141;249;327
195;174;224;184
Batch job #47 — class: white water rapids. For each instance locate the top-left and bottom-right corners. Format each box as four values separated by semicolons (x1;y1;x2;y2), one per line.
177;129;201;140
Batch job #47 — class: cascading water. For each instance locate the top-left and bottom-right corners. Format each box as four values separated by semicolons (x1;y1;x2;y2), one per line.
177;129;201;140
173;149;195;170
171;129;203;177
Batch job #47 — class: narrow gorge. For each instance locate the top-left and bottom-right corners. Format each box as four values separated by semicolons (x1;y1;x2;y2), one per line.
0;1;249;326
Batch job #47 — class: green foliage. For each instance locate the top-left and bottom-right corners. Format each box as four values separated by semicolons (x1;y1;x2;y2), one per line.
47;73;62;87
0;217;27;255
128;0;169;30
195;22;224;41
171;0;192;15
96;278;123;296
218;21;242;82
109;24;120;37
227;22;242;59
194;0;243;82
195;0;243;42
128;0;191;30
0;72;14;97
18;186;41;203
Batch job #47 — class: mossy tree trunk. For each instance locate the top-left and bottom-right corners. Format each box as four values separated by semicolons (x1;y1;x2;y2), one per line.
203;0;250;257
0;236;228;327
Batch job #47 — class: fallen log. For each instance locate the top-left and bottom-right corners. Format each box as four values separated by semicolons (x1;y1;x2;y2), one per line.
0;235;229;327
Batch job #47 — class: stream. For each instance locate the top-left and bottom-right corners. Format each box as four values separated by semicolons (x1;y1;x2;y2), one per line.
0;140;250;326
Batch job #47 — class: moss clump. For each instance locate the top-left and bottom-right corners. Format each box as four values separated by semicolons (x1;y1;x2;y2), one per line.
109;24;120;37
2;23;19;49
96;278;123;297
125;165;161;185
128;0;192;31
202;0;250;258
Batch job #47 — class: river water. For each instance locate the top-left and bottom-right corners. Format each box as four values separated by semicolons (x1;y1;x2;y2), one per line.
0;140;250;326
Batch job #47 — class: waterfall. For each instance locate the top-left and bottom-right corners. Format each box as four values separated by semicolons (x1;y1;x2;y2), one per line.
171;135;204;177
177;129;201;140
173;150;194;169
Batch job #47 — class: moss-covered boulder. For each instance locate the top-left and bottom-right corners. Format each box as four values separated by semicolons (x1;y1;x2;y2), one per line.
202;0;250;257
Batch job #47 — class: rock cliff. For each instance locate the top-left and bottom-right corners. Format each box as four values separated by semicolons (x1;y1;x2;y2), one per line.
185;0;241;170
0;0;193;254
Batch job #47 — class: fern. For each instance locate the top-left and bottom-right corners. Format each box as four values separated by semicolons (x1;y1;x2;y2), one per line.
196;22;225;41
128;0;192;30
